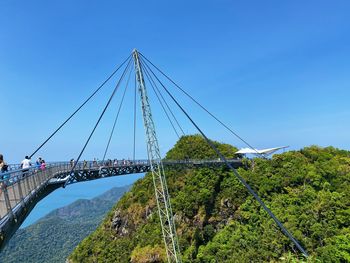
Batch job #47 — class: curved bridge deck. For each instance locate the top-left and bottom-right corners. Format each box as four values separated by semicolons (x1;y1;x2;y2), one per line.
0;159;242;250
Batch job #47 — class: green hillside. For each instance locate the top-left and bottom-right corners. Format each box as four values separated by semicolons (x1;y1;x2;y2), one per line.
69;135;350;262
1;185;130;263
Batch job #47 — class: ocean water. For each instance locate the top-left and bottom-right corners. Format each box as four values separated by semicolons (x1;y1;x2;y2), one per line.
21;173;145;228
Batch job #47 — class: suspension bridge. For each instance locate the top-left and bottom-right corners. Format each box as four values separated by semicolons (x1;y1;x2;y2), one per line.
0;49;308;261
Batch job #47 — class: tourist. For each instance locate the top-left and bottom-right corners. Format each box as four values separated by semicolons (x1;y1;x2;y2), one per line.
40;159;46;171
70;158;75;168
36;157;42;167
0;154;6;189
0;154;8;173
21;156;32;177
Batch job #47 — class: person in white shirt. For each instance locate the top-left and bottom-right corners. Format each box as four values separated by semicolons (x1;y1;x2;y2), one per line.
21;156;32;177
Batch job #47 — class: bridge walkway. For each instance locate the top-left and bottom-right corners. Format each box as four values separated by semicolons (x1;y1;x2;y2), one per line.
0;158;242;249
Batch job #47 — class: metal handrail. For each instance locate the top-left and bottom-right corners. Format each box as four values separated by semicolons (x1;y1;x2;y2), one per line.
0;160;151;184
0;158;237;186
0;158;242;222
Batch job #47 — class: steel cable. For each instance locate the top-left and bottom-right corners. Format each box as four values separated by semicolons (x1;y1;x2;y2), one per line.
143;60;309;258
102;65;133;162
133;74;137;162
139;52;262;157
64;58;132;186
29;55;132;159
141;63;181;139
141;57;185;137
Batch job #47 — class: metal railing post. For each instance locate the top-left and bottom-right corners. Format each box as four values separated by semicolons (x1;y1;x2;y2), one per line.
2;184;14;219
28;174;33;192
24;175;30;197
17;179;24;202
32;172;38;190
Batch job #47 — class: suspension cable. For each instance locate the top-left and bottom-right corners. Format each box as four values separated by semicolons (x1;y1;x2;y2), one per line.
133;73;137;162
141;62;181;139
139;52;262;157
29;55;132;159
141;57;185;137
65;58;133;186
102;65;133;162
145;63;309;258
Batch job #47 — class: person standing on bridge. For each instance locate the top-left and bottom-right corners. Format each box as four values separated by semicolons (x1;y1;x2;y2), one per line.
70;158;75;168
40;159;46;171
21;156;32;177
36;157;42;167
0;154;7;191
0;154;8;173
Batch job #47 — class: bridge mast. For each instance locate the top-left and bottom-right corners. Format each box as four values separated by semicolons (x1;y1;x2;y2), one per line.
132;49;181;263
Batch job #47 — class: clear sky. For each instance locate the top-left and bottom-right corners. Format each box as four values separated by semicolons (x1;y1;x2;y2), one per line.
1;0;350;163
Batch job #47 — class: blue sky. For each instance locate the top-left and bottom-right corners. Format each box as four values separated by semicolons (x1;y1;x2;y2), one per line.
1;0;350;163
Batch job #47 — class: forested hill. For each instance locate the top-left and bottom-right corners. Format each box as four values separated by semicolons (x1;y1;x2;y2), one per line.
1;185;131;263
69;135;350;262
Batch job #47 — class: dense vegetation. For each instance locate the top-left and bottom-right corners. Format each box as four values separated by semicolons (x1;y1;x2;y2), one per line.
1;185;130;263
69;135;350;262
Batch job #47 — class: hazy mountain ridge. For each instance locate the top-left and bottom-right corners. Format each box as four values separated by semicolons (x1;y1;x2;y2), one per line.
1;185;131;263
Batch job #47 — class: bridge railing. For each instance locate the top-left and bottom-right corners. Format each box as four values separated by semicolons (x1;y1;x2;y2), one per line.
0;158;242;222
163;158;241;165
0;163;74;221
0;160;152;221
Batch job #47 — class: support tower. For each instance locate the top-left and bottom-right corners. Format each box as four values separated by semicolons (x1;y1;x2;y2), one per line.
132;49;181;263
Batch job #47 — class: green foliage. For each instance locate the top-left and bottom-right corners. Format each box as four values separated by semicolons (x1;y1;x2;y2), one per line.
1;186;130;263
165;134;238;160
69;136;350;262
130;245;166;263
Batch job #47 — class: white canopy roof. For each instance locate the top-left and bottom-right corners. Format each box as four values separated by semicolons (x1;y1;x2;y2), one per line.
236;146;289;156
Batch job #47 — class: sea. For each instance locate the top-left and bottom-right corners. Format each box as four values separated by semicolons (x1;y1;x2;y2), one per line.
21;173;145;228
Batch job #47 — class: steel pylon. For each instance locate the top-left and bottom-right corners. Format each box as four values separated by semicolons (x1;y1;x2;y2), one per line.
132;49;181;263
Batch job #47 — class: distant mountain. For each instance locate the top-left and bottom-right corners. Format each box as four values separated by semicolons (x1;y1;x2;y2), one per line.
1;185;131;263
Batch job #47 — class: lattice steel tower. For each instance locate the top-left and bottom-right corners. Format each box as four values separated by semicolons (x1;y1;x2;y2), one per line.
132;49;181;262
